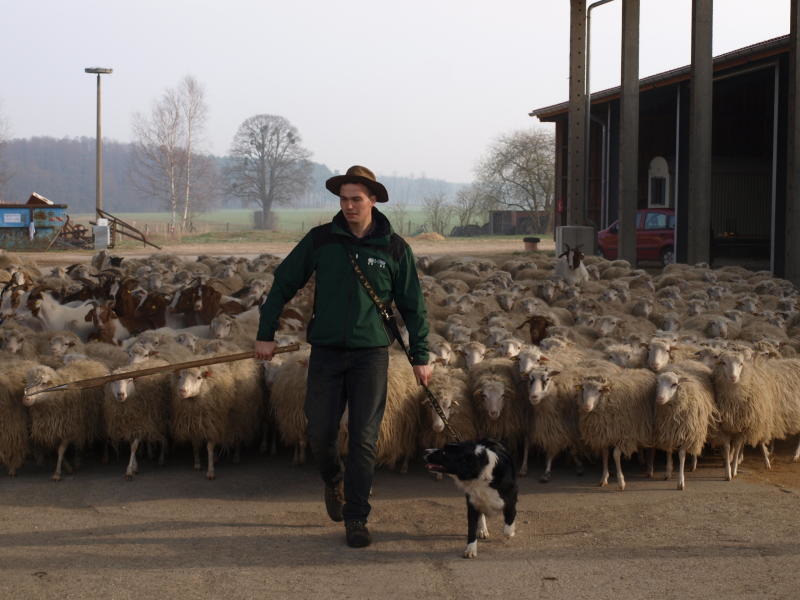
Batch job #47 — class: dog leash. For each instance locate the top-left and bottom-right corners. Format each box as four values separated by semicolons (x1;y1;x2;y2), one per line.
345;246;462;442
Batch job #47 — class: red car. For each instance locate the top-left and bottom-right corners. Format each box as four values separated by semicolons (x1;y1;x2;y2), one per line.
597;209;676;266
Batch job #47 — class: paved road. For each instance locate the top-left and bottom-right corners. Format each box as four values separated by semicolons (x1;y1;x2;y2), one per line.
1;447;799;599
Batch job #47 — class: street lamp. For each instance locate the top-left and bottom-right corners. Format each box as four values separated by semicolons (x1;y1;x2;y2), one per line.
84;67;113;214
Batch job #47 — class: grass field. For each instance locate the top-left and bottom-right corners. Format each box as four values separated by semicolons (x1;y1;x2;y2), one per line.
71;208;552;248
73;208;437;236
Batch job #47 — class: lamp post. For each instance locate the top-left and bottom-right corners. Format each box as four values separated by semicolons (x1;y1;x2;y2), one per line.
84;67;113;214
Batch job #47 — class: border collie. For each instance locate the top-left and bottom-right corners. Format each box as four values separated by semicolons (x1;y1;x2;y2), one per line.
424;439;518;558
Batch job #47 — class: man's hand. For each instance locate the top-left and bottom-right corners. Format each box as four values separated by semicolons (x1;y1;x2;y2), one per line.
254;340;277;361
413;364;432;387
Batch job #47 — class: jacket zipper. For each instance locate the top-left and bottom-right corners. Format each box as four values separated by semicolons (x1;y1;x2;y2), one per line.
343;244;356;347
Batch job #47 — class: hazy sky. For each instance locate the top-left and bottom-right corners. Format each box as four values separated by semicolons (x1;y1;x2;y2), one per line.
0;0;790;183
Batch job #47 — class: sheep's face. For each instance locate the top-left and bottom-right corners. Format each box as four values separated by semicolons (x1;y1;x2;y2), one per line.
497;338;522;359
128;343;154;364
517;348;544;376
655;372;681;405
175;368;207;399
429;390;457;433
23;366;57;406
579;378;608;413
662;313;680;332
695;348;720;369
633;300;653;318
537;283;557;304
50;335;76;357
686;300;705;317
528;368;558;405
607;346;633;368
480;380;505;420
719;353;745;384
461;343;487;369
648;341;672;371
430;341;453;366
456;295;476;315
175;333;198;352
110;377;135;402
519;298;543;316
1;331;24;354
601;289;620;303
736;297;759;314
707;286;726;300
485;327;509;348
707;318;729;339
595;316;620;337
497;293;515;312
210;316;233;339
539;337;568;352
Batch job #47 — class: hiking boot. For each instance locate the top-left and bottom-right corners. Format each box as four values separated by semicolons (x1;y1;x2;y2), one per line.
324;481;344;522
345;520;371;548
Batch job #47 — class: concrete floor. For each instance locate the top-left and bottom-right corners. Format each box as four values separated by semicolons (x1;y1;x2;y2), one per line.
1;446;799;599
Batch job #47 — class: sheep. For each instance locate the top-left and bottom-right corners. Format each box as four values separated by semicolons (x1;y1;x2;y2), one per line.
515;345;546;377
712;352;800;479
171;354;264;479
653;361;718;490
606;343;647;368
103;358;172;479
460;341;489;369
577;369;657;490
23;359;109;481
269;350;312;464
468;358;528;467
418;367;477;462
0;359;39;476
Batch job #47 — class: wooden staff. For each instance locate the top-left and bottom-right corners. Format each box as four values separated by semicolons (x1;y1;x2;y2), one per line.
24;343;301;397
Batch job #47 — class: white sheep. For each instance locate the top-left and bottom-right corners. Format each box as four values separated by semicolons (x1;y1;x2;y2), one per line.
103;358;172;479
23;359;109;481
653;361;718;490
578;369;657;490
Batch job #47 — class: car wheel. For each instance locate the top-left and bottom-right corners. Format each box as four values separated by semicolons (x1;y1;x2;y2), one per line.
661;246;675;267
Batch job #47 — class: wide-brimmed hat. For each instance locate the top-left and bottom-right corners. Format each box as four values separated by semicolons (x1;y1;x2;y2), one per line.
325;165;388;203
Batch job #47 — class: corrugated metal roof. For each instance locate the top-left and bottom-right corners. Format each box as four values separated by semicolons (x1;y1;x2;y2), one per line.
530;34;790;121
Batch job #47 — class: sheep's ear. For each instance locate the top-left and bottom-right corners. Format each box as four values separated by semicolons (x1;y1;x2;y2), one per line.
640;342;649;349
538;356;549;363
201;369;212;378
510;355;520;362
678;377;691;384
574;384;582;391
84;309;94;322
549;370;561;378
601;384;611;393
67;341;76;347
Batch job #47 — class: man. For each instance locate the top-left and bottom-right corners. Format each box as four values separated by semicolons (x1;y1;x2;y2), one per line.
254;165;431;548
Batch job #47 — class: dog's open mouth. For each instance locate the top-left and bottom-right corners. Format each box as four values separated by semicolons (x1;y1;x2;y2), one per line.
425;463;447;472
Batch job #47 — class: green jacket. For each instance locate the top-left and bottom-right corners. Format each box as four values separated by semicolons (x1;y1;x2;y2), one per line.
257;208;429;365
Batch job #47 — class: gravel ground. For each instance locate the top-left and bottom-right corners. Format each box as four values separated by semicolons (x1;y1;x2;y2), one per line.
2;446;799;599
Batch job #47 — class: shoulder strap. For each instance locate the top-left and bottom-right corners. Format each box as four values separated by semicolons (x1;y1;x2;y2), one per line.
344;247;461;441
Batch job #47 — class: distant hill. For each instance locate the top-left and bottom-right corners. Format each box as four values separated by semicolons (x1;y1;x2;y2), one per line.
0;136;465;213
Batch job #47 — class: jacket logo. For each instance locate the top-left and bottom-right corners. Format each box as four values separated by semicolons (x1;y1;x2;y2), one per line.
367;257;387;269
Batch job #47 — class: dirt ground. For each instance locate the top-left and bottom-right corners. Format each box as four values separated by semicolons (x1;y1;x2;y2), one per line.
10;237;553;269
2;446;800;600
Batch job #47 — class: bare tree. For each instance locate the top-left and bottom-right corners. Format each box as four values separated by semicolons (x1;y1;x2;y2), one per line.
422;192;455;235
476;128;555;233
226;114;312;229
178;76;208;229
453;182;492;228
386;198;410;234
130;77;212;231
131;89;183;229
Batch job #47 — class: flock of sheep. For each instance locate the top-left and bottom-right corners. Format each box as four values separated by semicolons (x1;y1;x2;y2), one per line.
1;247;800;492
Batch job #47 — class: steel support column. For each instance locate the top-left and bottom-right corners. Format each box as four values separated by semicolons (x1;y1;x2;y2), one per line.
786;0;800;285
687;0;713;265
618;0;639;264
567;0;587;225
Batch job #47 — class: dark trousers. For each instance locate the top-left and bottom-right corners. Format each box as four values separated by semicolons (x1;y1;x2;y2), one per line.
305;345;388;522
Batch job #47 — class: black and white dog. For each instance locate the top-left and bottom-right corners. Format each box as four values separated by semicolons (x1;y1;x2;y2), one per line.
424;439;518;558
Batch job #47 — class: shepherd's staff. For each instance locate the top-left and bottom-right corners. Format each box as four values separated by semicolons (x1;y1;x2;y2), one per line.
23;343;301;397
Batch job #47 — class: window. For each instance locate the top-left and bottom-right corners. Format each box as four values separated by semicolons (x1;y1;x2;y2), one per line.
648;156;670;208
644;212;669;230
